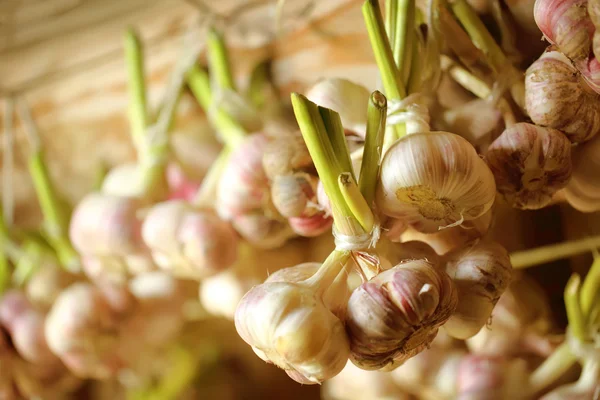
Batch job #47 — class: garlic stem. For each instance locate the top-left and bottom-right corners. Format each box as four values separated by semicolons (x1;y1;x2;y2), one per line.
124;28;148;153
338;173;374;232
0;210;9;294
359;91;387;207
146;345;200;400
291;93;363;236
186;65;247;146
192;147;232;208
580;255;600;318
207;28;236;92
385;0;398;53
305;250;351;297
246;59;270;109
392;0;415;85
18;100;80;272
449;0;508;74
565;274;587;341
321;107;356;181
510;235;600;269
529;342;578;394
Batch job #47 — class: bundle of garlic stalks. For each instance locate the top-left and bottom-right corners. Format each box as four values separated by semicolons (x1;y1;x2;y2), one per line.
1;0;600;398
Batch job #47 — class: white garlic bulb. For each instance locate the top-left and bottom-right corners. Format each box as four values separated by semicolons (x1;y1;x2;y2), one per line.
443;239;513;339
306;78;370;135
101;163;143;198
141;200;238;278
563;132;600;212
376;132;496;233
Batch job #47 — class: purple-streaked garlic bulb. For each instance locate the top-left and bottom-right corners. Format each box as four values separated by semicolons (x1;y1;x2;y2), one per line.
486;123;572;209
345;259;458;370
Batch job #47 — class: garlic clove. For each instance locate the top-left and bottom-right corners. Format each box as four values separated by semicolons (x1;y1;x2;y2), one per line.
564;132;600;212
443;238;513;339
305;78;371;136
271;173;319;218
525;49;600;143
346;259;458;370
376;132;496;233
235;281;350;384
486;122;573;210
262;133;313;180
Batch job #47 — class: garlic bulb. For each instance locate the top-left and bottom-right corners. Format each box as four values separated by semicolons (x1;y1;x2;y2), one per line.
231;212;294;249
443;239;513;339
590;0;600;60
101;163;143;198
141;200;238;278
234;260;351;384
564;132;600;212
305;78;370;135
262;133;312;180
165;162;201;202
216;133;271;220
441;99;503;150
323;360;411;400
346;259;458;370
69;193;144;257
271;173;320;218
534;0;595;62
376;132;496;233
486;123;573;210
288;214;333;238
525;49;600;143
466;274;557;357
456;355;530;399
0;291;57;366
45;283;127;379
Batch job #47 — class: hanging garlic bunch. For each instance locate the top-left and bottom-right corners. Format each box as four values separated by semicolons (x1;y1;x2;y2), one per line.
263;132;333;238
525;49;600;143
442;238;513;339
563;132;600;212
346;259;458;370
141;200;238;279
305;78;371;135
486;123;573;210
234;255;352;384
376;132;497;233
534;0;595;62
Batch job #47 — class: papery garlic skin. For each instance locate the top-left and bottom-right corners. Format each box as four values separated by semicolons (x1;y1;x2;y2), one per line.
534;0;595;61
346;259;458;370
590;1;600;60
306;78;370;135
234;264;350;384
443;239;513;339
486;123;572;210
526;50;600;143
564;132;600;212
376;132;496;233
142;200;238;278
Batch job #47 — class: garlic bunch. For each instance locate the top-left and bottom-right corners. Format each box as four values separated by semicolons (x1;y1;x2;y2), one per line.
525;49;600;143
456;355;530;399
563;132;600;212
141;200;238;279
486;123;573;210
376;132;496;233
305;78;370;135
534;0;595;62
346;259;458;370
234;256;352;384
443;239;513;339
